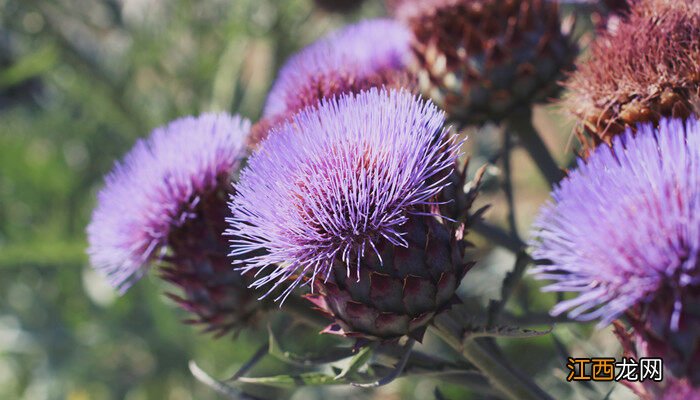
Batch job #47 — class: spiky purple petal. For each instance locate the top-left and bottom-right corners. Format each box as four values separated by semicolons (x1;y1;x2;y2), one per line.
228;88;459;301
530;117;700;327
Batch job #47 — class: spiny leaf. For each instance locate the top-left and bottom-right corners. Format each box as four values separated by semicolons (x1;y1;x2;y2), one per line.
438;304;552;340
468;324;552;339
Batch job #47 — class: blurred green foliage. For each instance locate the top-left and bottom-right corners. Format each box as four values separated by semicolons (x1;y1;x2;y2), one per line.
0;0;634;399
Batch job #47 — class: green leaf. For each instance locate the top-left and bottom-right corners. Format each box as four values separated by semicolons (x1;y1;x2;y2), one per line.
267;325;355;366
0;45;58;88
469;324;551;339
189;361;264;400
237;372;342;388
334;344;375;380
0;240;86;269
440;304;552;340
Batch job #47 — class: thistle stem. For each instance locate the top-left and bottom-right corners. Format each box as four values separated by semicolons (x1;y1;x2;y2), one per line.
227;342;270;381
431;325;552;400
502;130;518;235
506;109;563;188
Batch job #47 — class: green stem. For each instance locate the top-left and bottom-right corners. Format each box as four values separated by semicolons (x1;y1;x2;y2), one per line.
506;110;563;188
502;130;518;235
431;325;552;400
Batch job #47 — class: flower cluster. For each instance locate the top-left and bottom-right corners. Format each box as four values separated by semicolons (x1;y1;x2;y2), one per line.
532;2;700;389
81;0;700;395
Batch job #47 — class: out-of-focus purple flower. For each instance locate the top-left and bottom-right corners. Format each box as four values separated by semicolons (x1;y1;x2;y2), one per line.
88;114;250;292
262;19;413;120
228;88;459;302
531;118;700;327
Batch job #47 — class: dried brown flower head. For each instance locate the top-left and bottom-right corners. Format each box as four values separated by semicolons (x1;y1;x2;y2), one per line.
565;0;700;150
392;0;578;126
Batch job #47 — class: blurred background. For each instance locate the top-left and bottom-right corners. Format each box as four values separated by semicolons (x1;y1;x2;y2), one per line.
0;0;635;399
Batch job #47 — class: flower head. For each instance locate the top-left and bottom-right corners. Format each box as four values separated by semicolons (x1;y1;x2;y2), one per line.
392;0;577;126
228;88;460;303
262;19;414;120
531;117;700;328
88;114;251;292
565;0;700;150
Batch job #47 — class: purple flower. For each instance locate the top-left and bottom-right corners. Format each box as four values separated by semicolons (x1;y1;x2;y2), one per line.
262;19;413;119
88;113;251;292
228;88;459;301
530;117;700;327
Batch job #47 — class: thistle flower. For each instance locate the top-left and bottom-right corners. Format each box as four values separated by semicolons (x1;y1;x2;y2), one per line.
531;117;700;383
565;0;700;150
228;89;474;340
251;19;414;146
88;114;264;335
392;0;578;126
